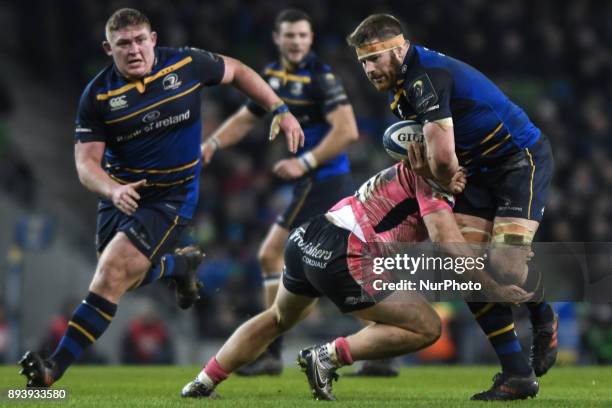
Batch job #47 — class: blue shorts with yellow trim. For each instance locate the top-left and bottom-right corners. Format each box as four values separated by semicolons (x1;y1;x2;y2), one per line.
454;134;553;222
95;196;189;263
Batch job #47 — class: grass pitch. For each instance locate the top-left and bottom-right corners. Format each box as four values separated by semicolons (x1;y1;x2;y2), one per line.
1;365;611;407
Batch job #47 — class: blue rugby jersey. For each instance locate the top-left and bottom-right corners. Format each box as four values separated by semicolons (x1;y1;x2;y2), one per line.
389;45;541;174
74;47;225;219
246;52;351;181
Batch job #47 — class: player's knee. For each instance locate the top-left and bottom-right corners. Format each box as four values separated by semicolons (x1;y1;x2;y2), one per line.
412;307;441;347
409;304;442;347
420;314;442;347
272;306;294;332
396;305;441;349
92;257;130;296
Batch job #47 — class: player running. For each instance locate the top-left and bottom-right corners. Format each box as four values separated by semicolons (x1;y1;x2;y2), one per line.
201;9;359;375
346;14;556;400
181;158;531;400
19;8;303;388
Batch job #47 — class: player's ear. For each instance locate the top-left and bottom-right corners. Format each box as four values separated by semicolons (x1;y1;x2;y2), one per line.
102;41;112;56
272;30;280;47
392;46;403;61
395;40;410;60
150;31;158;46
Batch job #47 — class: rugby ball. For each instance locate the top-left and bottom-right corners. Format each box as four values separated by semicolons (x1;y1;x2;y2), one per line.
382;120;425;162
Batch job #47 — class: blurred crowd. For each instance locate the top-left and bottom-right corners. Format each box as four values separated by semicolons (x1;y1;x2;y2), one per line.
8;0;612;242
2;0;612;365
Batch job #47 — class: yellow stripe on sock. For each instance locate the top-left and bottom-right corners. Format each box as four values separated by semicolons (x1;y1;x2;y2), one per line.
68;321;96;343
83;301;113;321
487;323;515;338
96;309;112;321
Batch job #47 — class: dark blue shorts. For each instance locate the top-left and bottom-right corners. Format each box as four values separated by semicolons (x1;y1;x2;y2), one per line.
277;172;355;230
454;134;554;222
283;215;393;314
282;215;376;313
95;196;189;263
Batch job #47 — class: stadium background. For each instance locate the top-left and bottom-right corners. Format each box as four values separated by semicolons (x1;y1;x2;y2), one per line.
0;0;611;369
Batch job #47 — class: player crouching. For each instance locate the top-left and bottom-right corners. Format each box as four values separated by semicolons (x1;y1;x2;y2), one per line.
181;159;530;401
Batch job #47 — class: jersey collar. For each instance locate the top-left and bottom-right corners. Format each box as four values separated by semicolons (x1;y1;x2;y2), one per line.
396;44;417;87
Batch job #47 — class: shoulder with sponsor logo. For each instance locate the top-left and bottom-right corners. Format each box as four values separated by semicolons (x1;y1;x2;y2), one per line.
403;70;439;115
399;47;452;115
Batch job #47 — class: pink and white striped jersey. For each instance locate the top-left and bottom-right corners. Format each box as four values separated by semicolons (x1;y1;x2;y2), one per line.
325;162;453;296
326;162;453;243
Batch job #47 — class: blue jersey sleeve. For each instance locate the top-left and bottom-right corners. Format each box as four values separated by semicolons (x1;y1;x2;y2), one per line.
312;69;349;114
186;48;225;86
74;86;106;143
404;68;453;124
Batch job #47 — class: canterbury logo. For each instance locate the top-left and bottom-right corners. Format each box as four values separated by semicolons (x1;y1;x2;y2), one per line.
109;95;128;110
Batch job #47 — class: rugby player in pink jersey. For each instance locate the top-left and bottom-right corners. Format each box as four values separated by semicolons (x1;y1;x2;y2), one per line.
181;157;530;400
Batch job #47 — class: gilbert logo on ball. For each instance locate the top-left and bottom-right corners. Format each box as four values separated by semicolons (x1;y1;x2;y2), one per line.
382;120;424;161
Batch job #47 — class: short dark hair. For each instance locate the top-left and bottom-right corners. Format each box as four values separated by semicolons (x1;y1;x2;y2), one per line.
105;8;151;38
274;9;312;32
346;14;405;47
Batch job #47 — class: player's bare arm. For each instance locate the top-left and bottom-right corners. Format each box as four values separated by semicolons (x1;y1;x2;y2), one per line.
422;120;458;185
273;104;358;180
220;55;305;153
201;106;259;164
406;139;465;194
75;141;146;216
308;104;358;166
423;209;532;303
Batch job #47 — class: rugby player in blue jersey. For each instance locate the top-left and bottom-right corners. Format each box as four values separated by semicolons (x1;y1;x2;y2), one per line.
346;14;557;400
201;9;360;375
19;8;304;388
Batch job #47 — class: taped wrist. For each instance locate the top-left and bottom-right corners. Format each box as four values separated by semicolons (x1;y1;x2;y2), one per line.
271;102;289;116
208;136;220;151
298;151;318;171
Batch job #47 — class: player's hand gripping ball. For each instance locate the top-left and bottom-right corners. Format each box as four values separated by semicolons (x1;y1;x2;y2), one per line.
382;120;425;162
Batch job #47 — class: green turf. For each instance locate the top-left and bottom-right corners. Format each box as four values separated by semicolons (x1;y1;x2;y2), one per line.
1;365;611;407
